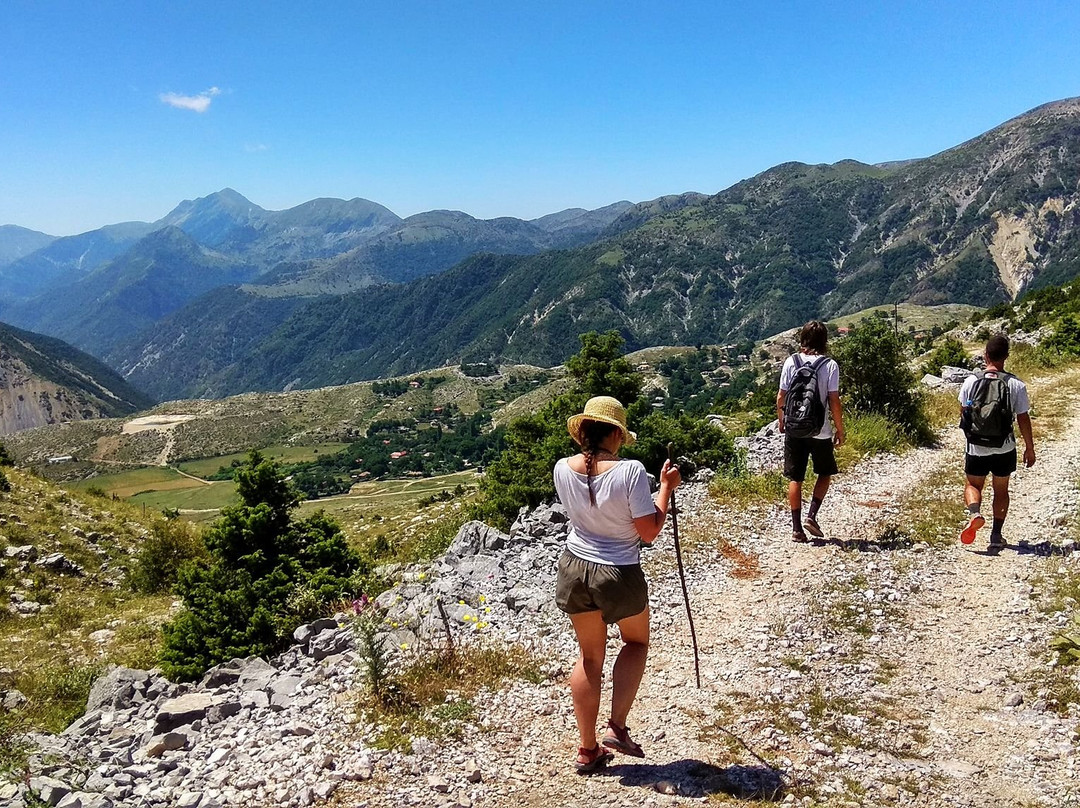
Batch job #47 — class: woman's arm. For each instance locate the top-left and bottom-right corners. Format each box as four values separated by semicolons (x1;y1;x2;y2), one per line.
633;460;682;544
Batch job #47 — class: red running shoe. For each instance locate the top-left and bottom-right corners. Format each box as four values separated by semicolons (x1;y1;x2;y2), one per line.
960;513;985;545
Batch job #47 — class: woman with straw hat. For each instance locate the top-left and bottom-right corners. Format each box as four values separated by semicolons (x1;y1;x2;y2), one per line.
553;395;681;773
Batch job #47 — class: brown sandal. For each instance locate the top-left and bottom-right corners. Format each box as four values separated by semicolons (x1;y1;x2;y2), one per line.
601;720;645;758
575;744;613;773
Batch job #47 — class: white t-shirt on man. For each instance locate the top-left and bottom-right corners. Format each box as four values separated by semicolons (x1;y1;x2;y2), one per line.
553;457;657;566
778;352;840;440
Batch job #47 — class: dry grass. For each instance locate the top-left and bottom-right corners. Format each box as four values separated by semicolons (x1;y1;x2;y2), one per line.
890;464;964;547
0;469;175;733
1022;361;1080;439
355;639;544;752
709;471;787;508
923;389;961;432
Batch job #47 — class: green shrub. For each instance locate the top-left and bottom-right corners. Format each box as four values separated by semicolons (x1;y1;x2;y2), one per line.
1037;314;1080;366
159;452;362;681
285;583;325;623
709;468;787;506
832;317;930;441
354;612;392;705
920;336;970;377
1051;613;1080;665
129;518;208;594
841;412;911;459
623;410;736;473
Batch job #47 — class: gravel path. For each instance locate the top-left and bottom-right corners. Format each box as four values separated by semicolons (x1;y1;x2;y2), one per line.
343;378;1080;808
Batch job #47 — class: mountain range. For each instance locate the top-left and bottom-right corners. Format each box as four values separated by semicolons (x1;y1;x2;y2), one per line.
0;192;634;371
2;97;1079;403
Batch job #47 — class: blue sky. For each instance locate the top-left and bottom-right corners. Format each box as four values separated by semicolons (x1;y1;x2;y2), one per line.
2;1;1079;236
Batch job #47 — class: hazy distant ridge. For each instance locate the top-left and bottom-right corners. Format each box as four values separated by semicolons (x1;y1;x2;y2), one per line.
117;97;1080;398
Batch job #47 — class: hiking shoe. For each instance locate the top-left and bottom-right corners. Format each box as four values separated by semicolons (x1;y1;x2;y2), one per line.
989;533;1007;549
792;530;809;544
803;516;824;538
960;514;985;545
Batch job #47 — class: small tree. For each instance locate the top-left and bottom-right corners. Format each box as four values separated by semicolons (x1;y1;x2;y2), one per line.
160;452;360;680
920;336;971;377
832;317;929;439
472;331;644;527
565;330;642;403
129;518;207;594
1039;314;1080;363
623;411;736;473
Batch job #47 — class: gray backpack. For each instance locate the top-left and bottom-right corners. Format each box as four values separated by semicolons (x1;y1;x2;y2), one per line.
961;371;1014;448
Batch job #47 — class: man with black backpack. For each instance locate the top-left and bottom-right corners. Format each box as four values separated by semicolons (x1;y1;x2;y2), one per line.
958;333;1035;550
777;321;845;543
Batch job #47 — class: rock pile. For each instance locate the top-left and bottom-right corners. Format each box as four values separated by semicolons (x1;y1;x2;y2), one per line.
373;504;570;653
734;419;784;474
4;543;85;616
9;507;579;808
9;631;372;808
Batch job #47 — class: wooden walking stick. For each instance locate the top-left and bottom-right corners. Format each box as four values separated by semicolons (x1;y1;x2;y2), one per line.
667;443;701;688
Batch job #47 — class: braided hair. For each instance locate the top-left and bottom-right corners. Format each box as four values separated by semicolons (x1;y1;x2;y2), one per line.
579;419;620;506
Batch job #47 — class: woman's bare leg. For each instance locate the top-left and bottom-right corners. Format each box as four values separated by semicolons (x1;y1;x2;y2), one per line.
568;610;608;752
610;607;649;729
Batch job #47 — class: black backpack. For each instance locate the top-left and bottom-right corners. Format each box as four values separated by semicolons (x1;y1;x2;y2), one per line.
960;370;1014;448
783;355;828;438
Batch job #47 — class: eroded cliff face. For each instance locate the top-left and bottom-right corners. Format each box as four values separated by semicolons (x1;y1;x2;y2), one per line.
0;353;108;435
988;198;1077;298
990;211;1041;298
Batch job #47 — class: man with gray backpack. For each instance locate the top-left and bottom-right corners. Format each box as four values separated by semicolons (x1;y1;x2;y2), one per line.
958;333;1036;550
777;321;845;543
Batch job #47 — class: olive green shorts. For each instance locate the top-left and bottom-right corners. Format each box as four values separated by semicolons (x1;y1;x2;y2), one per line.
555;549;648;624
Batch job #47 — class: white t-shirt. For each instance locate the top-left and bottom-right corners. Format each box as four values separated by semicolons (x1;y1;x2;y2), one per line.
553;457;657;566
778;353;840;440
957;371;1030;456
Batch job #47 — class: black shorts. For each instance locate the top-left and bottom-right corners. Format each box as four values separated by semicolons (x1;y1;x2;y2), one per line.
555;550;648;624
965;449;1017;478
784;436;839;482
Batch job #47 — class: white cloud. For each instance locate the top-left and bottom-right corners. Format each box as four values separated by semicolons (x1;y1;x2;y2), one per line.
244;143;270;153
159;86;221;113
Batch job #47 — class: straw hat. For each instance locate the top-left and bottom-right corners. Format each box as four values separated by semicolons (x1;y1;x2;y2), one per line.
566;396;636;447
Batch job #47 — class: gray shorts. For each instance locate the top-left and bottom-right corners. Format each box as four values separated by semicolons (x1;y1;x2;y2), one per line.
555;549;648;624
